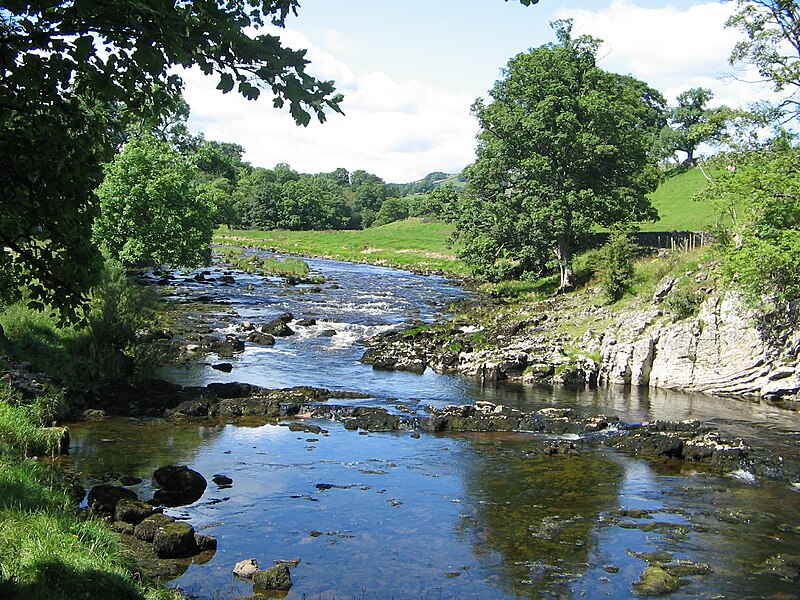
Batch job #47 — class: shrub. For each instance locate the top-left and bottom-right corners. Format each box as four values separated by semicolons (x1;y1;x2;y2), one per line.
595;228;637;301
663;287;704;320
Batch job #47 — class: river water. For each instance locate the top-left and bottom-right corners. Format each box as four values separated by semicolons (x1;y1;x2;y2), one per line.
63;251;800;599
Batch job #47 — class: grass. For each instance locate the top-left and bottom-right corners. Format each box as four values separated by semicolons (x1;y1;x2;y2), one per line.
0;458;180;600
214;218;469;278
216;247;312;280
636;166;721;232
0;384;180;600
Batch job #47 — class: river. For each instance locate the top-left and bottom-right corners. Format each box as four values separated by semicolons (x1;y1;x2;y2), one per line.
63;250;800;599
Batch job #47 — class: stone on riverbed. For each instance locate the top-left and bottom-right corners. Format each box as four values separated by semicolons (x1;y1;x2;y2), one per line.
115;498;159;524
87;484;138;515
233;558;260;579
153;465;207;495
134;513;175;542
632;566;681;595
152;521;198;558
252;563;293;590
260;313;295;337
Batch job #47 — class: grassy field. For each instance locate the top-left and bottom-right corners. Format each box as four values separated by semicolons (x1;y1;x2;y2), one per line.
637;166;719;231
216;167;718;278
215;218;469;277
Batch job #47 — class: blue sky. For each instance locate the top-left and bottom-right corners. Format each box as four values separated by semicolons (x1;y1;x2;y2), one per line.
183;0;782;182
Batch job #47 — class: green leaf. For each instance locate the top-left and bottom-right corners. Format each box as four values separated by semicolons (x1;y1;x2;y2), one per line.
217;73;235;93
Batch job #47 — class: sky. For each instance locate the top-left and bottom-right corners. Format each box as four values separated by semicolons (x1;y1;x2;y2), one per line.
182;0;783;183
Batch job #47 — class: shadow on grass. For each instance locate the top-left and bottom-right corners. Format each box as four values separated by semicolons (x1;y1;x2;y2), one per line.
0;560;144;600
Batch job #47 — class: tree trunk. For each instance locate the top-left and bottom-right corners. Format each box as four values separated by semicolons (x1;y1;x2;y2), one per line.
555;233;574;292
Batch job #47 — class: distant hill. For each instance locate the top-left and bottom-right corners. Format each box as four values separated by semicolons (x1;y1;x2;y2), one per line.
389;171;465;196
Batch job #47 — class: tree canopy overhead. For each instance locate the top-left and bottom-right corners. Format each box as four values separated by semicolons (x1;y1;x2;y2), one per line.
454;20;663;288
0;0;344;321
1;0;344;125
727;0;800;118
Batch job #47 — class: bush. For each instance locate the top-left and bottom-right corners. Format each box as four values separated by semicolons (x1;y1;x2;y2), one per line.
595;228;637;301
84;260;160;379
663;287;704;320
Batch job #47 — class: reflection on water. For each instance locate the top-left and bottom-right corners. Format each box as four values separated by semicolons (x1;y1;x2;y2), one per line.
64;418;800;599
61;254;800;598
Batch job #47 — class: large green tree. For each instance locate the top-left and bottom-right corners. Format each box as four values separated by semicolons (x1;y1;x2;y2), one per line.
455;20;663;288
1;0;343;320
698;142;800;306
94;135;214;269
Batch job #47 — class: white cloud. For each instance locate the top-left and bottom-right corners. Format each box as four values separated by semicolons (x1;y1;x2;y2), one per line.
181;2;793;183
181;27;477;182
557;0;779;107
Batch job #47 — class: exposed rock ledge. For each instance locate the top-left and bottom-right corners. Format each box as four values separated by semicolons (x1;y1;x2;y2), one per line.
361;291;800;408
598;294;800;403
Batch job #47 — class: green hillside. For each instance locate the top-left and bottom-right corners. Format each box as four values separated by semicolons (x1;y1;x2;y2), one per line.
637;167;719;232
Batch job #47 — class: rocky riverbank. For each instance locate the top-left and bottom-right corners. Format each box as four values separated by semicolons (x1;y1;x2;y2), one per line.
361;272;800;409
59;378;792;483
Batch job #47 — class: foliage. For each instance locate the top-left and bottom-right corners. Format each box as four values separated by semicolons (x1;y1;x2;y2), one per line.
655;88;741;164
454;20;663;289
663;286;705;320
698;145;800;305
85;260;160;380
596;228;638;301
407;184;462;221
1;0;343;322
727;0;800;118
0;262;160;387
1;1;343;126
0;457;181;600
94;135;213;269
373;197;409;227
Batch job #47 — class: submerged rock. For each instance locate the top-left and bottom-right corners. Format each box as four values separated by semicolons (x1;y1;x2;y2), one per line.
632;566;680;595
252;563;293;591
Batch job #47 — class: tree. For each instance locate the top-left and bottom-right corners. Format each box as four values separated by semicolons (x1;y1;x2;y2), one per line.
656;88;737;165
373;197;409;227
456;20;663;288
278;178;349;230
727;0;800;118
697;143;800;306
1;0;343;320
94;135;213;269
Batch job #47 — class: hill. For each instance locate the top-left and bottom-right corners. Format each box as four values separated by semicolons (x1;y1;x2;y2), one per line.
636;167;719;232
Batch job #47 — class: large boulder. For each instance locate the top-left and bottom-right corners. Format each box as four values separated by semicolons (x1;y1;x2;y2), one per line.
87;484;138;515
151;465;207;506
152;521;198;558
